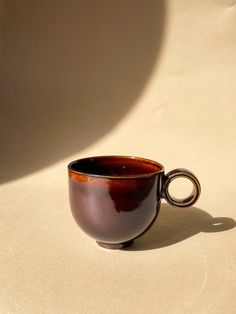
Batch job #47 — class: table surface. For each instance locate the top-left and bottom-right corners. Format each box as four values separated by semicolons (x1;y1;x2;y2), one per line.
1;1;236;313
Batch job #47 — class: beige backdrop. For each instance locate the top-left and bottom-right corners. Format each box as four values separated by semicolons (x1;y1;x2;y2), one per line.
1;1;236;313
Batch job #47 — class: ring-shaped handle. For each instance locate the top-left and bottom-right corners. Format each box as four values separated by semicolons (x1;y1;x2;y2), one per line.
163;168;201;208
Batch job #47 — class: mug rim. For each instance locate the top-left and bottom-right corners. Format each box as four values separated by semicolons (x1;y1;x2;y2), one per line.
68;155;164;179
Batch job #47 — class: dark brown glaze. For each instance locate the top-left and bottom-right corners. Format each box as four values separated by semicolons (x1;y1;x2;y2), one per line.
69;156;163;177
68;156;201;249
68;156;164;248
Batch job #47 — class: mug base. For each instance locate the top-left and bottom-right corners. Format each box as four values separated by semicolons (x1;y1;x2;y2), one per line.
96;240;134;250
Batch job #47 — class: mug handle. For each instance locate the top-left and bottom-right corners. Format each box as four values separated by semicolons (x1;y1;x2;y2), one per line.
163;168;201;208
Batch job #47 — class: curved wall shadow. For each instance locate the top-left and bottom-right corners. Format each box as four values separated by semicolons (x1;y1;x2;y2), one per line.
0;0;165;183
127;203;236;251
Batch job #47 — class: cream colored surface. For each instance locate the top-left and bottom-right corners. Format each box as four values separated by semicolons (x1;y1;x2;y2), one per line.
1;1;236;313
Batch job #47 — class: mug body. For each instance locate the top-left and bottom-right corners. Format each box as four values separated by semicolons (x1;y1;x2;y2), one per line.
68;156;164;248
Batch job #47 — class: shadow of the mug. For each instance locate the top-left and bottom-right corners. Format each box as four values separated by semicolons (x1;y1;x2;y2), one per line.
125;203;236;251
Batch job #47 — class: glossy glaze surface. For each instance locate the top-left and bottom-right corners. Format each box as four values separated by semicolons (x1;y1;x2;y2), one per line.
68;156;164;247
68;156;201;249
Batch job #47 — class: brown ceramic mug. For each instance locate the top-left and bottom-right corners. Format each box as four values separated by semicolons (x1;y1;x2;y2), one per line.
68;156;201;249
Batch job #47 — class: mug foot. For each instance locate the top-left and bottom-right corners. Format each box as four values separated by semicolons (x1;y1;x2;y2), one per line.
96;240;134;250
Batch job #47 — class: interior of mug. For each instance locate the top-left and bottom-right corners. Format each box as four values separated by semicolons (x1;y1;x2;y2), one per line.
68;156;163;177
